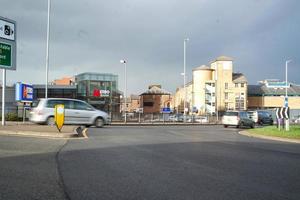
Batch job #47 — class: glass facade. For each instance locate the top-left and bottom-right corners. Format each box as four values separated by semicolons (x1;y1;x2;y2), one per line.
33;85;77;99
75;73;120;114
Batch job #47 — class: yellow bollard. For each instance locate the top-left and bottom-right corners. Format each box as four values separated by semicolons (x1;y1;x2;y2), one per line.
55;104;65;132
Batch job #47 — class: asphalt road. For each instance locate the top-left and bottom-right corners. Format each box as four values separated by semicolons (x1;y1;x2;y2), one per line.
0;135;68;200
1;126;300;200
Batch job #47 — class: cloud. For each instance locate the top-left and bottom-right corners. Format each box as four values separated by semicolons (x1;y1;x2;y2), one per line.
1;0;299;94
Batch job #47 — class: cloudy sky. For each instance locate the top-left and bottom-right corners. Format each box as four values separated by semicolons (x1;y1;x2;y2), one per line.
0;0;299;94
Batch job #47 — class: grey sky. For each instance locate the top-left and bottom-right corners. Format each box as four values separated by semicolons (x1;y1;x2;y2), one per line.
0;0;299;94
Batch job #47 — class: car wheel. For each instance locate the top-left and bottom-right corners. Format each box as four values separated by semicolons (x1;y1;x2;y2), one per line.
47;116;55;126
250;123;254;129
224;125;228;128
94;117;104;128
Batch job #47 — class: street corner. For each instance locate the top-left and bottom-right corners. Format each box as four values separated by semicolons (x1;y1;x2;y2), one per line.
0;124;81;139
238;130;300;144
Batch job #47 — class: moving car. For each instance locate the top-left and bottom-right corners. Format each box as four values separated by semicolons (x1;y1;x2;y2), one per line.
222;111;255;128
29;98;109;127
247;110;273;125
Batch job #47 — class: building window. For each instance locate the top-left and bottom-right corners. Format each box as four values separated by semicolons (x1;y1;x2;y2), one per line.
143;102;153;107
212;93;215;97
211;83;215;87
235;97;245;110
235;83;239;88
225;103;229;110
212;103;215;107
225;83;228;89
225;92;228;100
241;83;244;88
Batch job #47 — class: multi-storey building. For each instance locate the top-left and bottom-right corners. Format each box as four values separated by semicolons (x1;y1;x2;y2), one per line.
175;56;248;115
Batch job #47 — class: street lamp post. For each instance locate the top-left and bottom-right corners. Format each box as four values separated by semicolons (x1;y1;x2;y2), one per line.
285;59;292;131
183;38;189;123
120;59;127;123
45;0;51;98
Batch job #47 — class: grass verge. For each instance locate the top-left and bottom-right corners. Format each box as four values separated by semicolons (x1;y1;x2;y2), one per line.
248;125;300;139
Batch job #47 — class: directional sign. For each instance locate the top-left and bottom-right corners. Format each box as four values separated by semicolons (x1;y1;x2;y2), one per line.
0;16;16;70
162;107;171;113
0;42;11;67
276;107;289;119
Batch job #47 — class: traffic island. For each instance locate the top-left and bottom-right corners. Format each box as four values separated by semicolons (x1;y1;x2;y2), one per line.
0;123;84;139
239;125;300;144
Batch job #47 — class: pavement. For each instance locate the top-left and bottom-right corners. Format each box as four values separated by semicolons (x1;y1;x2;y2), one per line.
1;126;300;200
0;122;80;138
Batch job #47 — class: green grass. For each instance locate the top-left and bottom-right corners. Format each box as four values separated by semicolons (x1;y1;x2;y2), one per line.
249;125;300;139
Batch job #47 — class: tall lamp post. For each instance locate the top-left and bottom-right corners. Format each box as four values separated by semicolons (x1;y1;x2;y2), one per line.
120;59;127;123
183;38;189;122
45;0;51;98
285;59;292;131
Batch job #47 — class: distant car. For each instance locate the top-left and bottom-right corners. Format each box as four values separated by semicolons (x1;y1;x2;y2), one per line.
222;111;255;128
29;98;109;127
169;114;184;122
247;110;273;125
292;115;300;123
187;116;208;123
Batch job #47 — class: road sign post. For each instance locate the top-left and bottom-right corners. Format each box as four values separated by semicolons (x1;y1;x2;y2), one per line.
0;16;17;126
276;107;290;131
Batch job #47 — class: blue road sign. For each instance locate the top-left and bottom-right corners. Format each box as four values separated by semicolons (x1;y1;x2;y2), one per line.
284;97;288;107
162;107;171;113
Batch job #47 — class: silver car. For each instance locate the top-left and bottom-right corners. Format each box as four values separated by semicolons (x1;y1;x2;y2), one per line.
29;98;109;127
222;111;255;128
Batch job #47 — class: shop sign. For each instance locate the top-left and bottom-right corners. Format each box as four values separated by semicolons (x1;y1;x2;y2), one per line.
15;82;33;102
93;89;110;97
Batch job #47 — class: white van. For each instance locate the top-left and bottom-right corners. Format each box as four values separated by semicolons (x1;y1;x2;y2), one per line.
29;98;109;127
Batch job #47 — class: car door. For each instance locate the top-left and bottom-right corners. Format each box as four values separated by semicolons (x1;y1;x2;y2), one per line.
45;99;72;124
242;112;252;126
72;100;95;124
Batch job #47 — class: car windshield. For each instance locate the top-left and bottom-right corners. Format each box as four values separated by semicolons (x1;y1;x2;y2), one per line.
224;112;238;116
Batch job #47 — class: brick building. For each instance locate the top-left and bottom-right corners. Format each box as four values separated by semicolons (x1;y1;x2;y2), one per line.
140;85;172;114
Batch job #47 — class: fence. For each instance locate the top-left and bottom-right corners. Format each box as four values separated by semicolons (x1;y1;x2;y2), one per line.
110;112;217;124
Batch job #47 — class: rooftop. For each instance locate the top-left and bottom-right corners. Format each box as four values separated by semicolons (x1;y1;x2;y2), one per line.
248;83;300;96
215;56;234;62
141;85;171;95
232;73;247;83
192;65;212;71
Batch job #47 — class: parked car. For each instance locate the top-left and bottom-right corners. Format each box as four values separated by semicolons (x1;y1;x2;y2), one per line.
29;98;109;127
247;110;273;125
187;116;208;123
169;114;184;122
222;111;255;128
292;115;300;123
